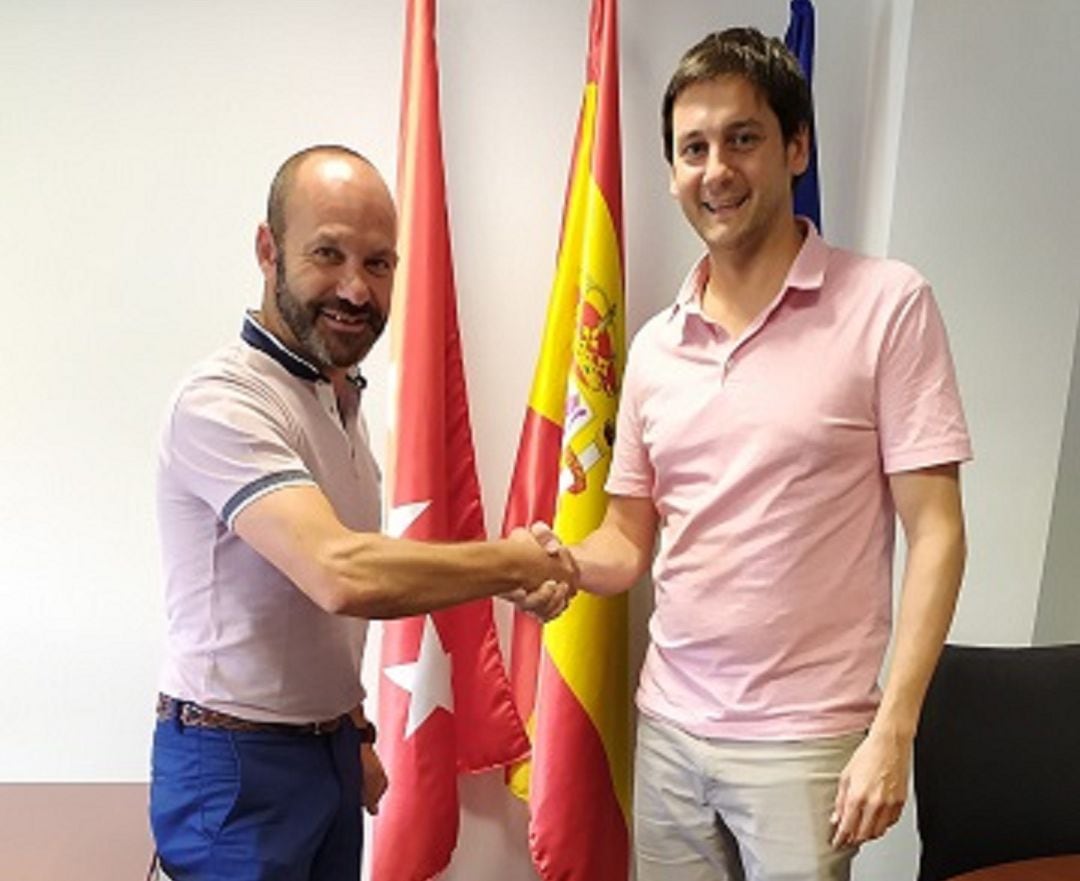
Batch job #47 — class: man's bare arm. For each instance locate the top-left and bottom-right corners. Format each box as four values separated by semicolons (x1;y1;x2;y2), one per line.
831;463;966;847
234;484;576;619
529;495;658;597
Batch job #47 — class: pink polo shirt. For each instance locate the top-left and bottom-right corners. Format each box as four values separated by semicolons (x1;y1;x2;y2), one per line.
608;225;971;739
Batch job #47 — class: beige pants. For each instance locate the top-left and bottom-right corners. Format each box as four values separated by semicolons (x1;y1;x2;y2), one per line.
634;714;862;881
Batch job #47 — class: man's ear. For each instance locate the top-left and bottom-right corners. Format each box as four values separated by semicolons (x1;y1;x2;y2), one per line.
255;223;278;279
788;124;811;177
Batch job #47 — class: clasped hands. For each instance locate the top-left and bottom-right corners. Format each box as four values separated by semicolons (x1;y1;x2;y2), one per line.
502;522;578;622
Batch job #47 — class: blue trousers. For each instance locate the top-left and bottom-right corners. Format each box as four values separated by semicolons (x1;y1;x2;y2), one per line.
150;717;363;881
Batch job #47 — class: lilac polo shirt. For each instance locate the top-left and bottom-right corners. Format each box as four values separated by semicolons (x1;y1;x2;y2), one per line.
156;314;381;724
608;225;972;739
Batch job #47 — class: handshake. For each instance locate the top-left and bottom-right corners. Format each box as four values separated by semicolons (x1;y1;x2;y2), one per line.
501;522;579;622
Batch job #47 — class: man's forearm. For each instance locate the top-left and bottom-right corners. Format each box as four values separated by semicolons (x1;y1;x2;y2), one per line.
571;528;651;596
234;486;574;620
319;532;571;619
829;516;966;848
872;523;966;739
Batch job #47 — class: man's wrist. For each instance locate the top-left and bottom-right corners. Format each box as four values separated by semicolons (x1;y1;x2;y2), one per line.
867;712;916;744
355;719;377;744
348;705;377;744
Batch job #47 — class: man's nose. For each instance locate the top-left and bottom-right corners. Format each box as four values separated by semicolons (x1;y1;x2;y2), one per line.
335;267;372;305
703;147;733;186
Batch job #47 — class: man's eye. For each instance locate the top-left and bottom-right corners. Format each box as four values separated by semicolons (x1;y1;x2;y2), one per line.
730;132;761;150
313;246;344;263
366;258;394;277
680;142;707;159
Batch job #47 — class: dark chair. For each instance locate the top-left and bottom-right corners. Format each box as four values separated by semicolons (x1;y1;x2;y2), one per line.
913;643;1080;881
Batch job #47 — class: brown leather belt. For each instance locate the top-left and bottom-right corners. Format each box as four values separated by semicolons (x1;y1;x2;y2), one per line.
156;694;345;736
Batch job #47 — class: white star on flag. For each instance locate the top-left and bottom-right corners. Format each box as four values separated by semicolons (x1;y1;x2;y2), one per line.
384;615;454;738
386;499;431;538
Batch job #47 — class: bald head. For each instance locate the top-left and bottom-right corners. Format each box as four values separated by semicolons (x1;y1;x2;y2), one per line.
255;145;398;376
266;145;388;246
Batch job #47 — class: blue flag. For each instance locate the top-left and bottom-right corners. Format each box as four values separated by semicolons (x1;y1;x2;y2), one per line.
784;0;822;230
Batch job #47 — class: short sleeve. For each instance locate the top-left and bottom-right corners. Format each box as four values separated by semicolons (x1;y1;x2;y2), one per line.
877;284;973;473
162;376;316;528
606;335;655;498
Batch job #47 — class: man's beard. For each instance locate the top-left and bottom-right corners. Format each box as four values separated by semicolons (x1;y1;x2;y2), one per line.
274;255;386;370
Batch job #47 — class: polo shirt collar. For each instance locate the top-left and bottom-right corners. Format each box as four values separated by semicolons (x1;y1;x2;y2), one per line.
669;257;711;324
667;218;828;329
240;311;367;389
784;219;828;293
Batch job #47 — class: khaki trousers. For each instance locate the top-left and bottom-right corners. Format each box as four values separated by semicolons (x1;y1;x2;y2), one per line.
634;714;862;881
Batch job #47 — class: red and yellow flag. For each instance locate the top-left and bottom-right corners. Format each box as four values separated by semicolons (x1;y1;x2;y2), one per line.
375;1;530;878
502;1;629;878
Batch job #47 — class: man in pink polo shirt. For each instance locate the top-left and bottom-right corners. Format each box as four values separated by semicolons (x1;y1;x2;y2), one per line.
150;145;575;881
540;28;970;881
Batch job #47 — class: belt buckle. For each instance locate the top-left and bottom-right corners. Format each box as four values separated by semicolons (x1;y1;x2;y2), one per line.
179;702;204;726
310;716;341;736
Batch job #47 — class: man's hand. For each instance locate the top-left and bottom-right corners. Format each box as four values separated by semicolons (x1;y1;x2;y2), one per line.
830;728;910;848
359;743;388;815
504;579;574;621
528;520;562;555
501;522;578;622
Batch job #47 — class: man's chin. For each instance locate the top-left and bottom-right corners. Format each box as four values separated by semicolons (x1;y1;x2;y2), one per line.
325;342;375;370
305;328;376;370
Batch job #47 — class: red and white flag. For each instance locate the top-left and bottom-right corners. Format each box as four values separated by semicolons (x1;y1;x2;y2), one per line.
373;1;530;878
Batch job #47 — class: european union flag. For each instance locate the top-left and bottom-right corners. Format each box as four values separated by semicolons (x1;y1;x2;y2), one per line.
784;0;822;230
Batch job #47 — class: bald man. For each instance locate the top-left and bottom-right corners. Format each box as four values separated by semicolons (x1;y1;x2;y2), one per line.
149;146;573;880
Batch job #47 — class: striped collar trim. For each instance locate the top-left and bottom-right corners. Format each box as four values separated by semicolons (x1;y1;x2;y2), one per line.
239;312;368;389
241;312;324;382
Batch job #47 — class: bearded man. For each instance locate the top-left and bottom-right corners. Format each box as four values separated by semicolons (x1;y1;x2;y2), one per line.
149;145;574;881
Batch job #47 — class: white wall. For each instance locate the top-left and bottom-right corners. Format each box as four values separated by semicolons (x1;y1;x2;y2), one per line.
867;3;1080;875
1;0;401;781
3;1;1075;880
890;0;1080;646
